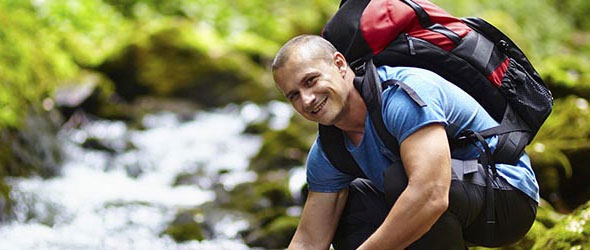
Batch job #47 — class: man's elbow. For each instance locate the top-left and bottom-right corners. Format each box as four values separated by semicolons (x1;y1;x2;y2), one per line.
427;185;449;217
431;195;449;216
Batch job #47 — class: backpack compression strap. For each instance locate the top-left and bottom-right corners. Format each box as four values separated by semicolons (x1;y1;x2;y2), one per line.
400;0;461;45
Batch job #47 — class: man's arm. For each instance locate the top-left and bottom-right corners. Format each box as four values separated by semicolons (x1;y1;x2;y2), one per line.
358;123;452;250
288;188;349;250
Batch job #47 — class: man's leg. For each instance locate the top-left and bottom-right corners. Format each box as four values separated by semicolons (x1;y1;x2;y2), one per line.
332;179;389;250
332;178;467;250
443;163;538;247
461;180;538;247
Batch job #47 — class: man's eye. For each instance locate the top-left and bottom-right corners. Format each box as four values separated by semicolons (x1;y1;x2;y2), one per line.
306;77;316;86
289;93;299;101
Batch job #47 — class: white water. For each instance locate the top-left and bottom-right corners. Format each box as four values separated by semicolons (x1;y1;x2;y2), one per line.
0;102;296;250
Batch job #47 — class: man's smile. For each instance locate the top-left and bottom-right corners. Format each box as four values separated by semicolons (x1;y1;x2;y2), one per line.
311;97;328;114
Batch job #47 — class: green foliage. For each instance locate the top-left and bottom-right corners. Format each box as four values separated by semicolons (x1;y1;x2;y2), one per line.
0;0;129;129
528;97;590;178
0;1;76;128
538;55;590;98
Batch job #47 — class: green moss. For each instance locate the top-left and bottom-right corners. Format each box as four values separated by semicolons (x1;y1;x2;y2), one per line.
246;216;299;249
249;115;316;173
534;200;590;249
0;179;12;221
163;222;204;242
162;210;206;243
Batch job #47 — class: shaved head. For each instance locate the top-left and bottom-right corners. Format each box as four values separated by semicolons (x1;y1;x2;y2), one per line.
272;35;339;73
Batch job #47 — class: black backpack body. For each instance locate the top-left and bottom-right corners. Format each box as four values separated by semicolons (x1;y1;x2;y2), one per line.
318;0;553;179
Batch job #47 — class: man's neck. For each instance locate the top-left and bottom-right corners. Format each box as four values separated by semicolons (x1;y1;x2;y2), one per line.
334;89;366;145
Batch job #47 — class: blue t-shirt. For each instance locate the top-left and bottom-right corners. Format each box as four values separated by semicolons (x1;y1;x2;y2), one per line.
306;66;539;202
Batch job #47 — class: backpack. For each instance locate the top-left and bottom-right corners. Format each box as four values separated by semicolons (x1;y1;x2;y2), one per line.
318;0;553;180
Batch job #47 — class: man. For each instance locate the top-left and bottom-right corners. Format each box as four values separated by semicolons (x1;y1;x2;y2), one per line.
272;35;538;249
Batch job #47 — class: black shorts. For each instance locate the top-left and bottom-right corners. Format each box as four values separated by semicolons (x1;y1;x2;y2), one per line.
332;161;538;250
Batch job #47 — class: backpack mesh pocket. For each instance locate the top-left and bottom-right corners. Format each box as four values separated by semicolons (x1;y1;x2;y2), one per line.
499;58;553;132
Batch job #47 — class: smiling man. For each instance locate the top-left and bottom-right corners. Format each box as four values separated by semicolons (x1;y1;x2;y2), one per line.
272;35;539;250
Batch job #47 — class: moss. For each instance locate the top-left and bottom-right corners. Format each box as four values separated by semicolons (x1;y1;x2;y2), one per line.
223;171;294;213
528;96;590;210
249;115;316;173
245;216;299;249
96;23;275;107
0;179;12;222
163;222;204;243
162;210;206;243
536;199;567;229
533;200;590;249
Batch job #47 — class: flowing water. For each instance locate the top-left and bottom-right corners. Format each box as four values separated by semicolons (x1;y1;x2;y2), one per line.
0;101;302;250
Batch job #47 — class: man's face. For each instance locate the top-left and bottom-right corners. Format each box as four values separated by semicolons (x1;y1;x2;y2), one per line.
274;53;352;125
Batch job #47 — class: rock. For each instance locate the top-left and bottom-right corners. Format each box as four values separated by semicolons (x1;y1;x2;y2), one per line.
215;171;298;248
222;172;295;213
53;71;122;123
533;200;590;249
249;115;316;173
81;137;118;154
245;216;299;249
0;180;13;222
162;209;208;242
96;24;276;108
0;108;63;178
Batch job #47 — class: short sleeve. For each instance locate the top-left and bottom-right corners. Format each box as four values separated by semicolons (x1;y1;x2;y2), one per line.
378;67;449;144
306;138;355;193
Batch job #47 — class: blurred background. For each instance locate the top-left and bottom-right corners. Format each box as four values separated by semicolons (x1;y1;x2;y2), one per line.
0;0;588;249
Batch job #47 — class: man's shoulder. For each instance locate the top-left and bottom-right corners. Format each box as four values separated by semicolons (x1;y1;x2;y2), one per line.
307;138;330;166
376;65;438;82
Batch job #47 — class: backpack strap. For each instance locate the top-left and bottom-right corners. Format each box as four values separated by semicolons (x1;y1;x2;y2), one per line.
318;124;368;179
355;60;401;156
400;0;461;44
319;60;400;179
450;103;532;165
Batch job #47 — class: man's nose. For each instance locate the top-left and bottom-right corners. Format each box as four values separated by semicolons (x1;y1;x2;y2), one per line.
301;89;316;111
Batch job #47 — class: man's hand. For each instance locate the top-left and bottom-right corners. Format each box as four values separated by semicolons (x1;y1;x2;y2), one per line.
358;123;452;250
288;189;349;250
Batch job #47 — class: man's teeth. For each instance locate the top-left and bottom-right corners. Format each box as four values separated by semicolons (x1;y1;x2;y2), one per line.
313;98;327;113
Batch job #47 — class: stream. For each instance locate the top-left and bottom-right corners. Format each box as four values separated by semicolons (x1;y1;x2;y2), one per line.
0;101;303;250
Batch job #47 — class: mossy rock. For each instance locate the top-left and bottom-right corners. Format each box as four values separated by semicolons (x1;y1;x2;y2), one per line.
528;96;590;210
0;109;63;179
533;200;590;249
97;23;276;107
162;209;207;243
249;115;316;173
245;215;299;249
0;180;13;222
223;171;295;213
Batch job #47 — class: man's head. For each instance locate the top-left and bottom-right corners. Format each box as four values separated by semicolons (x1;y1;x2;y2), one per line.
272;35;355;125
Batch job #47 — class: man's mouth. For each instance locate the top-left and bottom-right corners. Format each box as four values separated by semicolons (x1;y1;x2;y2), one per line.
311;97;327;114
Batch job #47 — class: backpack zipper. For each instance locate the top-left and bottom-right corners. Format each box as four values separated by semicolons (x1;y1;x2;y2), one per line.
405;33;416;55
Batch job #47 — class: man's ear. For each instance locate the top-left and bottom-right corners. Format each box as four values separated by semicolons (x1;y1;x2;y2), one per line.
333;52;347;76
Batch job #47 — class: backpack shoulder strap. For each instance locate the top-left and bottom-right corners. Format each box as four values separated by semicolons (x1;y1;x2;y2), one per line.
318;60;401;179
355;60;401;156
318;124;367;179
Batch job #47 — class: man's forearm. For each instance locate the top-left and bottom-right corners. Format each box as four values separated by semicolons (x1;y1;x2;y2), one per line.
288;190;349;250
288;230;330;250
357;181;449;250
